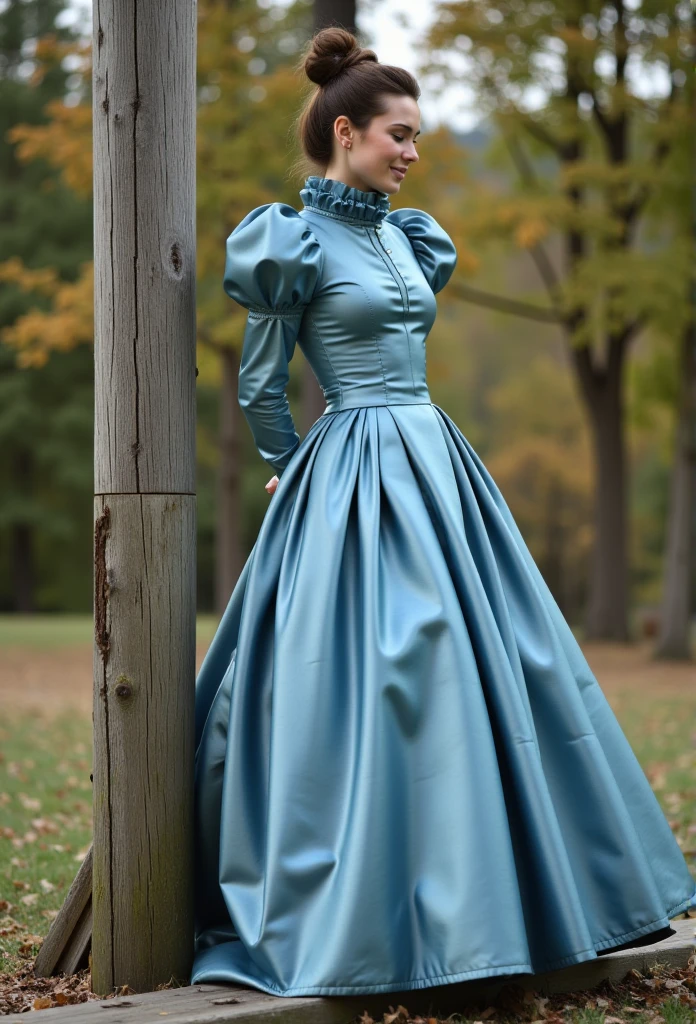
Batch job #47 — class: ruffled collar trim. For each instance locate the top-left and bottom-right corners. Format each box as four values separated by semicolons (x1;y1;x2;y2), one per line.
300;176;391;225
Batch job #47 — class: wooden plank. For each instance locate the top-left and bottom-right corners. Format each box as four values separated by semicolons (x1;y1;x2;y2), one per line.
34;847;93;977
53;893;92;976
12;918;694;1023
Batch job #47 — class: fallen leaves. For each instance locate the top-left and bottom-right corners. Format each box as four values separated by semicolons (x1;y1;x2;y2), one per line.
18;793;42;812
17;935;43;957
0;960;93;1015
349;953;696;1024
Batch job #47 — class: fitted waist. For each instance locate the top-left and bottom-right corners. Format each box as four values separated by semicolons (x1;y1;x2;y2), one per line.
321;381;432;414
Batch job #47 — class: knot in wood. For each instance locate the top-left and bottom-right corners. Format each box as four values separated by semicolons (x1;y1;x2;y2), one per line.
114;681;132;699
169;243;183;275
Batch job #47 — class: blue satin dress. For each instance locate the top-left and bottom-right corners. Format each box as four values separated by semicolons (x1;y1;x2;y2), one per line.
191;175;696;996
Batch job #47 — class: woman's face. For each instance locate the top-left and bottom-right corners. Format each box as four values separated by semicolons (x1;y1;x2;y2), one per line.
326;94;421;196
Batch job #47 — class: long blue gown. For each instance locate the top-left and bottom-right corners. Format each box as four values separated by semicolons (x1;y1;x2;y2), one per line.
191;175;696;996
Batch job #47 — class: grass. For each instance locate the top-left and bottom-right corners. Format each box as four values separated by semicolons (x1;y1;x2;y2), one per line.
0;613;221;650
609;697;696;864
0;712;92;972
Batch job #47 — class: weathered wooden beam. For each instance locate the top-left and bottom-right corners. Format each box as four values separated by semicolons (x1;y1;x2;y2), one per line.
91;0;197;996
17;918;696;1024
34;847;93;978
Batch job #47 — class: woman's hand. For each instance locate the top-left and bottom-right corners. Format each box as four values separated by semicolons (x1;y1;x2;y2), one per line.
265;475;279;496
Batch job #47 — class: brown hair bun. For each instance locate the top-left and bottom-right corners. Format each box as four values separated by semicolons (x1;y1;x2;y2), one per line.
303;27;378;88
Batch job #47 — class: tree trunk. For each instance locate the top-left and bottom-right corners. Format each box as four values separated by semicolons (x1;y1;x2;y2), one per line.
300;0;357;435
578;348;630;642
314;0;355;36
10;449;34;613
543;476;564;615
91;0;197;994
215;346;244;613
654;319;696;660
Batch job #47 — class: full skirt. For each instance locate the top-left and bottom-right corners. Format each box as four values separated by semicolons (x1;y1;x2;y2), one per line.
191;402;696;996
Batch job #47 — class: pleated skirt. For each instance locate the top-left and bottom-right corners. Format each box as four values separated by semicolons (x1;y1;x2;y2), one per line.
191;402;696;996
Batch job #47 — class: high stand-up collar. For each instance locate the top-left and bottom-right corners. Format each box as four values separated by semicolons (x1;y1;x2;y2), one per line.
299;176;391;225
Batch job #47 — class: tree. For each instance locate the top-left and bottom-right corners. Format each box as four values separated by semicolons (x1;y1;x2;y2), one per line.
484;356;593;622
652;66;695;660
422;0;693;640
0;2;93;612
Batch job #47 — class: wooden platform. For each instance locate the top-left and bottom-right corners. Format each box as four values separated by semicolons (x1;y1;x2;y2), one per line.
7;918;695;1023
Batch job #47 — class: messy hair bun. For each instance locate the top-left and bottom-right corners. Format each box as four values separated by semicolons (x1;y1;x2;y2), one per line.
292;27;420;178
303;27;378;87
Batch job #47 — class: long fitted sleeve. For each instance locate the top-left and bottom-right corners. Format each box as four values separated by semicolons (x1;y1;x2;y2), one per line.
223;203;324;476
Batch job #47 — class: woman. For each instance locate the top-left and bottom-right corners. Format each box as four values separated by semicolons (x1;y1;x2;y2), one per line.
191;26;696;997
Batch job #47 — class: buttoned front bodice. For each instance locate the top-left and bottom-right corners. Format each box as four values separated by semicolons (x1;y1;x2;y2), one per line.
223;176;458;475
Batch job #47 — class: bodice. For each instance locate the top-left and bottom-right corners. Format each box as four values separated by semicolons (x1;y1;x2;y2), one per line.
222;176;458;474
296;177;442;412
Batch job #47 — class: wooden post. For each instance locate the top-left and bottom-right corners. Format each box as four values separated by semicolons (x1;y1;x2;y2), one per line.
91;0;197;995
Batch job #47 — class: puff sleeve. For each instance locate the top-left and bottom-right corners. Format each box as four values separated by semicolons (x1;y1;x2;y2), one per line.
223;203;324;476
384;208;457;294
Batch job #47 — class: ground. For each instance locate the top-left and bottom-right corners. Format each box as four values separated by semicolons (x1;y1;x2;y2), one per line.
0;617;694;1019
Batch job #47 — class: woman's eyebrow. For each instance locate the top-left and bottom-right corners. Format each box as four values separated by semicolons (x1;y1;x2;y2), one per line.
389;122;421;137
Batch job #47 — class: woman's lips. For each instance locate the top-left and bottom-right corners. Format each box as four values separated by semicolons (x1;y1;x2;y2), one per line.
390;167;406;180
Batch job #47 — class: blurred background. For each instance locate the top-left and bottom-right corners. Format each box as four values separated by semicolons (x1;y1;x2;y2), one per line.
0;0;693;990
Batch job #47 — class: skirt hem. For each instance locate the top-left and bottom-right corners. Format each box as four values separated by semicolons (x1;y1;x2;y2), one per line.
191;884;696;997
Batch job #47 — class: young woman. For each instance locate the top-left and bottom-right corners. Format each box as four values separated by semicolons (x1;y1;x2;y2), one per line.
191;26;696;998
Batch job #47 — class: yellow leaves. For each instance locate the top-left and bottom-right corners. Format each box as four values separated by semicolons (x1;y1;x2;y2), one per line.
452;246;480;275
0;258;58;298
8;99;92;197
515;218;550;248
464;195;561;252
0;260;94;368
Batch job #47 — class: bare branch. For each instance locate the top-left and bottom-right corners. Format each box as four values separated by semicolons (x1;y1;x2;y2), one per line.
503;132;565;311
518;114;567;156
447;279;563;323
